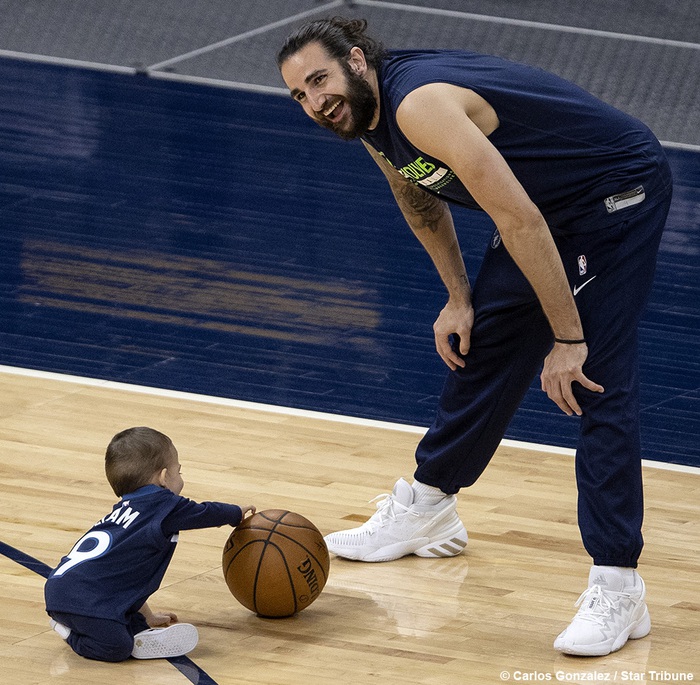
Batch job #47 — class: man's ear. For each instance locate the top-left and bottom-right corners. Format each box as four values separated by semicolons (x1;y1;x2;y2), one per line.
347;46;367;75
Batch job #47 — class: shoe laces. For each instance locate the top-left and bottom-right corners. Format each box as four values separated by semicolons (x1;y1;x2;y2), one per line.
573;584;632;626
364;492;419;533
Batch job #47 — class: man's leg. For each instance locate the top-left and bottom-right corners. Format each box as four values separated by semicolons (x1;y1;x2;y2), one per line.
554;193;672;655
414;300;552;494
325;234;552;560
563;196;671;565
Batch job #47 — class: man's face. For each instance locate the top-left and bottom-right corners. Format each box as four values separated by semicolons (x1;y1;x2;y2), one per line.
281;42;378;141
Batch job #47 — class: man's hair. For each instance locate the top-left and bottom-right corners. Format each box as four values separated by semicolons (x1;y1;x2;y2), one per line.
105;427;173;497
276;17;388;70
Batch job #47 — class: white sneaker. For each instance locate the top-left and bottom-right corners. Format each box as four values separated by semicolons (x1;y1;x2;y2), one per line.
131;623;199;659
324;478;468;562
554;566;651;656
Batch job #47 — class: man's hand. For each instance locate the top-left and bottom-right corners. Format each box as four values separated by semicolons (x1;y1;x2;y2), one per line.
434;299;474;370
541;343;604;415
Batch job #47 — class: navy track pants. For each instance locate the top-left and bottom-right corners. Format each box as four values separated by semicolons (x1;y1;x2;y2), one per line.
414;190;672;567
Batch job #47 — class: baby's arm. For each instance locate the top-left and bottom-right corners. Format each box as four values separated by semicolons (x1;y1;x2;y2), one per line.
163;500;256;534
142;506;256;628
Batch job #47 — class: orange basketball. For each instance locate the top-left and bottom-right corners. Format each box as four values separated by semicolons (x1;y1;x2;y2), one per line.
222;509;330;617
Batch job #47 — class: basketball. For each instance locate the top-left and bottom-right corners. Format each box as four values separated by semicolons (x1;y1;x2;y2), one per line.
222;509;330;617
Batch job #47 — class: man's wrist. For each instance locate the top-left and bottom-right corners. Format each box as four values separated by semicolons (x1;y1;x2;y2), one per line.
554;337;586;345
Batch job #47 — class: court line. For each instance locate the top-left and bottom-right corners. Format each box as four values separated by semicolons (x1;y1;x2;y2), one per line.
149;70;287;96
0;540;52;578
0;49;136;74
356;0;700;51
659;140;700;152
146;0;345;71
2;365;698;475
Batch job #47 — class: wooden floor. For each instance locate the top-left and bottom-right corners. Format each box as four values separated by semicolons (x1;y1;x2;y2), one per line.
1;368;698;685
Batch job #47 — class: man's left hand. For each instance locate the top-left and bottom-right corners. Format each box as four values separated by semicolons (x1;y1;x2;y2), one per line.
541;343;604;415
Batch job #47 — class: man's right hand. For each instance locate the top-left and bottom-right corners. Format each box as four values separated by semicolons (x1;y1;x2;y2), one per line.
433;299;474;370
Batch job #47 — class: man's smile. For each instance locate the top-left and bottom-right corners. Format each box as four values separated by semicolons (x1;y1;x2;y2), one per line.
321;97;344;122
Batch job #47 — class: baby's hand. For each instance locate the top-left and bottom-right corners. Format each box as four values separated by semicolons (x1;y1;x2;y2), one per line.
240;505;256;519
148;611;178;627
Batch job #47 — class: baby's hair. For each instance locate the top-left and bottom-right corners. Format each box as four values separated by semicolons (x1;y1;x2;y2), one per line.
105;427;173;497
276;17;388;71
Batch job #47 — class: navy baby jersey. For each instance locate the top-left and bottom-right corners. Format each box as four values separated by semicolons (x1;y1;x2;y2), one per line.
363;50;672;234
45;485;242;623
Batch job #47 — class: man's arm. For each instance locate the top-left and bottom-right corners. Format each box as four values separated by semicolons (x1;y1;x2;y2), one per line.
391;83;603;415
363;140;473;370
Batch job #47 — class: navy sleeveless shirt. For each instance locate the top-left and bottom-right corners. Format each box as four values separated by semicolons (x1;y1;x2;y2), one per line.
362;50;672;234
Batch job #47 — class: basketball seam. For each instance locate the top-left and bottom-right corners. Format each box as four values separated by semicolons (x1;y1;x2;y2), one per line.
233;529;329;581
254;520;279;615
252;519;298;617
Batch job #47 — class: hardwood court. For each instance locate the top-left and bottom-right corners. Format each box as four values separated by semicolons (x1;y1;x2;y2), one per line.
1;368;698;685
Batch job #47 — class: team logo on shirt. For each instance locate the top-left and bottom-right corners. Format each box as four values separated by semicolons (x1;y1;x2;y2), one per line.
379;152;456;192
578;255;587;275
491;229;502;249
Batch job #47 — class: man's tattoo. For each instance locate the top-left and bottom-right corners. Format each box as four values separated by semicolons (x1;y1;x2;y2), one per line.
396;181;446;233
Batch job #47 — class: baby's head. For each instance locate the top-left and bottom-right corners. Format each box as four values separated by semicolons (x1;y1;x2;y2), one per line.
105;427;183;497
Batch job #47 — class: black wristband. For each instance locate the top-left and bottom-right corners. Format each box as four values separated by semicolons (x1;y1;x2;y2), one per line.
554;337;586;345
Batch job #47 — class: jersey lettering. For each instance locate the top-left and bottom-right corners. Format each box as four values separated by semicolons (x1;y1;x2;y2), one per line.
98;503;141;529
115;506;140;529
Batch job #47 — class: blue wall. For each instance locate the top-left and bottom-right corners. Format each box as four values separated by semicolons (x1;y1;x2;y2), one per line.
1;59;698;465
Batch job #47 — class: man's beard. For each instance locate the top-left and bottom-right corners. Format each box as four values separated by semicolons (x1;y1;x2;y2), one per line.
316;65;378;141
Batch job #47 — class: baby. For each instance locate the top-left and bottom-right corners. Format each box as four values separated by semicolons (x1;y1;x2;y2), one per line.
45;426;254;661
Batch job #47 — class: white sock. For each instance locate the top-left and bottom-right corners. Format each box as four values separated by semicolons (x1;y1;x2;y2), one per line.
50;619;71;640
411;480;447;505
593;565;637;588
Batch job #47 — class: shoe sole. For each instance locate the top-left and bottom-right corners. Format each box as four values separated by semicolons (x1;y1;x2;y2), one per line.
132;624;199;659
554;604;651;656
328;520;468;562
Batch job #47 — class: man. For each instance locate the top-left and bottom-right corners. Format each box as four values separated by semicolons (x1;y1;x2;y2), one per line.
277;17;672;656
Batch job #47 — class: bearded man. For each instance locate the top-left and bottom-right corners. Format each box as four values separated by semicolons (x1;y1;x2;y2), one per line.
277;17;673;657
